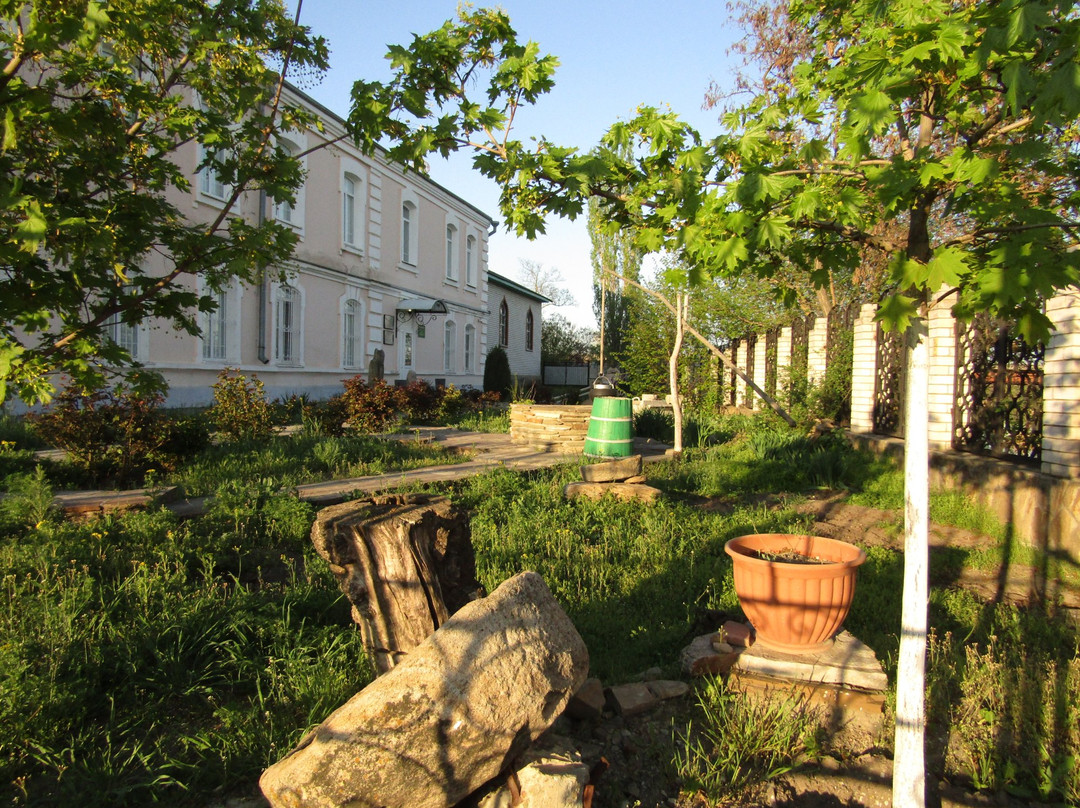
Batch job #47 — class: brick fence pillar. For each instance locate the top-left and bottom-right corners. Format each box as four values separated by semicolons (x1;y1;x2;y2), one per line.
927;291;958;450
752;331;768;410
1042;289;1080;479
850;303;879;434
808;316;828;385
777;326;793;393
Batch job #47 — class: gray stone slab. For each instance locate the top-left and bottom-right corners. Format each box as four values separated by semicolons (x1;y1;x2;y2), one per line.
732;630;888;692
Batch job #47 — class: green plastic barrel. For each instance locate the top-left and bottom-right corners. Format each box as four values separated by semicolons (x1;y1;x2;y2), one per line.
584;396;633;458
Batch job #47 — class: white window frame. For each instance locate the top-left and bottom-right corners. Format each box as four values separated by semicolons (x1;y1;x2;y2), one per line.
194;92;232;207
444;319;456;372
341;161;366;253
401;190;419;267
445;221;459;282
202;288;228;361
272;279;305;366
273;135;306;232
465;234;477;288
341;295;363;369
464;323;475;372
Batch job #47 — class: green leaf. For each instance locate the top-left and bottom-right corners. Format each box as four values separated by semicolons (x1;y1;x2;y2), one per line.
2;108;15;152
926;247;967;289
875;294;917;333
14;202;47;252
714;236;748;270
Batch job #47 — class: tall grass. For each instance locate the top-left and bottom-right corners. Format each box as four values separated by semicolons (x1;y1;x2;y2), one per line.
1;496;372;807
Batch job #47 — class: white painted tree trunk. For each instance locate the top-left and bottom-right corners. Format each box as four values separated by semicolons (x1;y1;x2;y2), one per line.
892;313;930;807
669;293;687;454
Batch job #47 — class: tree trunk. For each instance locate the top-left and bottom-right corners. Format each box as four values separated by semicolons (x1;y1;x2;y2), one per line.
892;311;930;807
309;493;484;673
669;293;687;454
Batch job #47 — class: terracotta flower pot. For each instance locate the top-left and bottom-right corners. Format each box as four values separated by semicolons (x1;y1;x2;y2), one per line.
724;533;866;654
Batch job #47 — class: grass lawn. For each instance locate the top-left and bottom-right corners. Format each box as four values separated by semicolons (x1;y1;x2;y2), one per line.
0;417;1076;806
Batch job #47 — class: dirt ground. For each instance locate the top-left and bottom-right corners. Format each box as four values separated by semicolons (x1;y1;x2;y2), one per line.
562;496;1077;808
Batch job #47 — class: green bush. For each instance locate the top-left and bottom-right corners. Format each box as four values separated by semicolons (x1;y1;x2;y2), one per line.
483;346;512;400
27;380;180;486
339;377;405;433
209;368;275;443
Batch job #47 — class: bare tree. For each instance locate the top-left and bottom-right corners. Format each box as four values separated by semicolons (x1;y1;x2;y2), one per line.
517;259;575;307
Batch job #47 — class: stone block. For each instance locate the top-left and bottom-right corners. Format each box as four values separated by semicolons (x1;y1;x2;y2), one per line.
579;455;643;483
563;482;662;503
564;677;606;721
733;630;888;692
477;736;588;808
605;682;659;716
721;620;754;647
645;680;690;701
259;571;589;808
680;633;741;677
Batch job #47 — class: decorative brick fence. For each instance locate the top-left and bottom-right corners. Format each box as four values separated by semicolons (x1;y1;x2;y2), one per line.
848;288;1080;557
728;290;1079;556
509;404;591;453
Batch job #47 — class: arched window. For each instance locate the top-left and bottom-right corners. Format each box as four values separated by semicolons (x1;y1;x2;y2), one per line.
464;324;475;371
343;298;362;368
444;320;456;371
465;235;476;287
401;201;417;264
498;298;509;347
525;308;534;352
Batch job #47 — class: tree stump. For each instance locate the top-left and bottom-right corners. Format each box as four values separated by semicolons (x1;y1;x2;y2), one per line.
310;493;484;673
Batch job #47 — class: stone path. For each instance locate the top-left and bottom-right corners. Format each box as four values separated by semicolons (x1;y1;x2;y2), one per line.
49;428;673;519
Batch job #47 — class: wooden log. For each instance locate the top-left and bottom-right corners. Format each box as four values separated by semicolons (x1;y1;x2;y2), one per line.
310;494;484;673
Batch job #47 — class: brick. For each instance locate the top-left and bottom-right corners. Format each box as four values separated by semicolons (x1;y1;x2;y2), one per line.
721;620;755;647
604;683;658;716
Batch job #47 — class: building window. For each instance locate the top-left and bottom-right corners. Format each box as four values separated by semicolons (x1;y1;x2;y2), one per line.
108;317;139;359
401;201;417;264
199;145;229;201
445;224;458;281
202;289;227;360
343;298;361;368
498;298;509;347
343;174;359;248
275;283;301;364
273;140;304;228
464;324;474;371
444;320;456;371
465;235;476;287
525;308;534;352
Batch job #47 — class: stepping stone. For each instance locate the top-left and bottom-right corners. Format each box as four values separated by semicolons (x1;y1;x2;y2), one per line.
604;682;658;716
579;455;643;483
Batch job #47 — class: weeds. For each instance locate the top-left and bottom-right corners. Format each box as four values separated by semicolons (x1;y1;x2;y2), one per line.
674;675;822;805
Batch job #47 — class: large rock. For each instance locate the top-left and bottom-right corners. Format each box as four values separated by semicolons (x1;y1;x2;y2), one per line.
260;571;589;808
310;493;483;672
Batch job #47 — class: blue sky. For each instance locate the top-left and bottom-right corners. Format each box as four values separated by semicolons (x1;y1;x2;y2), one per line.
290;1;745;326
